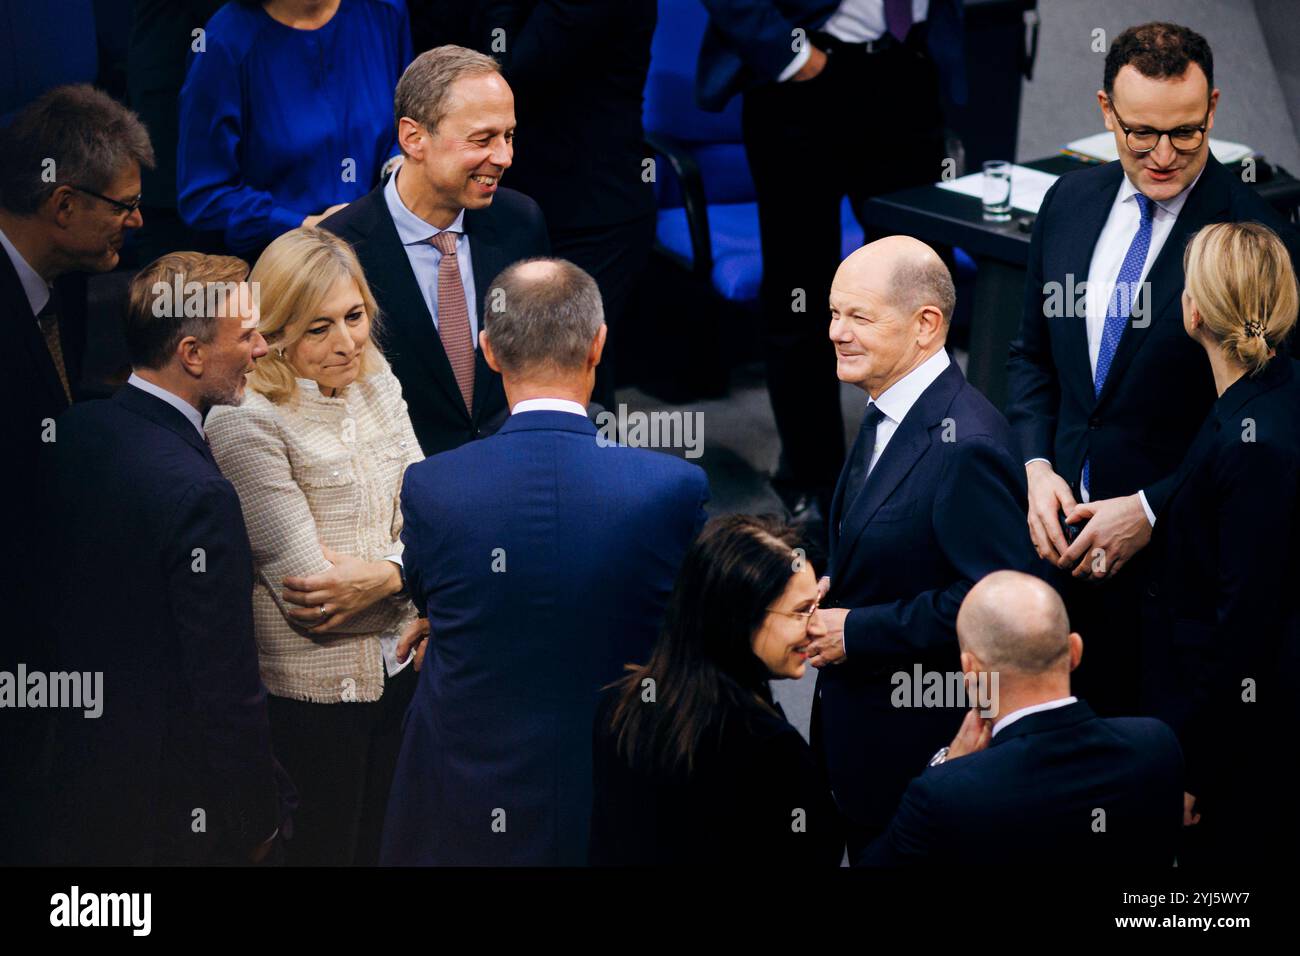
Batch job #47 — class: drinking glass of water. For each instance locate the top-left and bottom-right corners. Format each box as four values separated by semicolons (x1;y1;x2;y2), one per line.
982;160;1013;221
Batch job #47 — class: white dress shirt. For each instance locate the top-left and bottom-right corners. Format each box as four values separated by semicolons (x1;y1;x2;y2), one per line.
1026;167;1203;525
127;372;206;438
861;347;950;475
781;0;930;79
511;397;588;417
0;224;51;317
992;695;1077;737
383;162;479;345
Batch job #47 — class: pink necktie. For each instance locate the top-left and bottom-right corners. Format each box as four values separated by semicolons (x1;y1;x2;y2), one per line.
430;231;475;414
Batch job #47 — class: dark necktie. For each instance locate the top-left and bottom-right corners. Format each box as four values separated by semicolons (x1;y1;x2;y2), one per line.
841;404;887;521
430;231;475;415
884;0;914;42
37;293;72;403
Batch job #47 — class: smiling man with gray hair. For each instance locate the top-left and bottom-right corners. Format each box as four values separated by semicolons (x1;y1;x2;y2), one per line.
383;257;709;866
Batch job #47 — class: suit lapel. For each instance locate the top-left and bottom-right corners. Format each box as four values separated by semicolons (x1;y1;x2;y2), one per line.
1060;164;1122;402
465;206;507;419
359;187;470;421
1096;157;1231;409
834;363;963;574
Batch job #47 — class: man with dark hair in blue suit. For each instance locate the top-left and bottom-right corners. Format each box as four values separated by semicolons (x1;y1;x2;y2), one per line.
860;571;1183;865
382;257;709;866
1006;22;1300;718
40;252;293;864
803;236;1034;857
696;0;966;529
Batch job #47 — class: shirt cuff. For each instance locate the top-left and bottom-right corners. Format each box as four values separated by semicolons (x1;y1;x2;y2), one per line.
383;553;403;567
1024;457;1051;467
778;44;812;82
1137;490;1156;528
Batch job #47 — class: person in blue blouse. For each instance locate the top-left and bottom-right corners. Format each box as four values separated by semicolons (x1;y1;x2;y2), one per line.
178;0;412;255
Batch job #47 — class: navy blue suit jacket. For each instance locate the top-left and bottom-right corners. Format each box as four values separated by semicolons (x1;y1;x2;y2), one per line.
859;700;1184;865
381;410;709;865
40;384;287;864
816;359;1034;834
695;0;966;112
1006;155;1300;512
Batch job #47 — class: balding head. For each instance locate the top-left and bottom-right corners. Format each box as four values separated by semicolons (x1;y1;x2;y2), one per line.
957;571;1073;675
829;236;956;398
482;257;604;376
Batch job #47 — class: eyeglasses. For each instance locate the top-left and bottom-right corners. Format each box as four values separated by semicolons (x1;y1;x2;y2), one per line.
68;184;143;217
767;597;821;624
1108;99;1209;155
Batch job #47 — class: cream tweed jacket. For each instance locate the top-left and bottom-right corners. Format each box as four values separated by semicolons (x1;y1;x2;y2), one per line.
206;364;423;703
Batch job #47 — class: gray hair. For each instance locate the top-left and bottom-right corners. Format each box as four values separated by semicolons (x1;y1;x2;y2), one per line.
891;255;957;326
0;84;154;215
483;258;604;374
394;45;501;146
956;571;1072;675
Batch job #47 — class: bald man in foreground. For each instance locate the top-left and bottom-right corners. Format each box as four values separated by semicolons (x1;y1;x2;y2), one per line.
859;572;1184;865
805;237;1036;856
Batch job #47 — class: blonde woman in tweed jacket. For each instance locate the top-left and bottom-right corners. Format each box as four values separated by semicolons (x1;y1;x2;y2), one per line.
207;228;423;866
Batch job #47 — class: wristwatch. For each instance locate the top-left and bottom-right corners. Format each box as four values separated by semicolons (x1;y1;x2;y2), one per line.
928;746;950;767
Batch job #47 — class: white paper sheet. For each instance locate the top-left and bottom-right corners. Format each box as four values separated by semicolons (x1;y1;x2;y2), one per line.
935;164;1060;215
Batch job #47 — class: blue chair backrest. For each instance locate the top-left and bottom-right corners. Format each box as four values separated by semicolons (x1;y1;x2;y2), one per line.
645;0;755;207
0;0;98;123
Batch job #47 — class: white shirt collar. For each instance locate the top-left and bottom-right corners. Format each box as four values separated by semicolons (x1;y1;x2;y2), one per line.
870;348;951;425
0;224;51;316
510;397;588;417
992;696;1078;737
127;373;206;438
1117;163;1204;219
384;162;466;246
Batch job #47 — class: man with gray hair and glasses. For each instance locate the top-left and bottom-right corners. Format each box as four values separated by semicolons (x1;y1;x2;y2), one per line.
0;83;153;864
324;44;549;458
383;257;709;866
859;570;1183;866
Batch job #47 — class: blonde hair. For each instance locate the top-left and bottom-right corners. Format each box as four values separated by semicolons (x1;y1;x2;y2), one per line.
245;228;386;403
1183;222;1299;376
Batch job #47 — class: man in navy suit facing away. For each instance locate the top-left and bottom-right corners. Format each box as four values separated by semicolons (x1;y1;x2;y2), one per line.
804;236;1035;858
860;571;1183;866
382;258;709;866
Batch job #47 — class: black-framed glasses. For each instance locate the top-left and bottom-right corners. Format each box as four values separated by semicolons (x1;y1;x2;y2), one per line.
68;184;143;217
1107;100;1210;155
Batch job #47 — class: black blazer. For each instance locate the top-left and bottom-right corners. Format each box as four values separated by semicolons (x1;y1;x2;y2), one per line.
589;686;843;866
477;0;658;231
816;358;1035;834
1006;155;1300;513
860;700;1184;865
1140;357;1300;795
40;385;288;864
322;182;550;456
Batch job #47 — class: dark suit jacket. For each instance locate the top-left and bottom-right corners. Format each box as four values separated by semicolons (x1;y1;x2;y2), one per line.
1141;357;1300;796
816;358;1034;834
860;701;1184;865
322;182;550;456
695;0;966;112
478;0;658;230
40;384;287;864
1006;155;1300;514
381;410;709;865
589;686;843;866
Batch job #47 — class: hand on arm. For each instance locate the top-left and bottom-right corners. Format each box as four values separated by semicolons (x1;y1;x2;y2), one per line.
1060;493;1151;579
281;543;403;633
396;616;430;672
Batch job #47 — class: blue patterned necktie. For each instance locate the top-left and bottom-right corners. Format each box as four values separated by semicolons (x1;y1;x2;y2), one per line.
884;0;914;42
1082;192;1155;496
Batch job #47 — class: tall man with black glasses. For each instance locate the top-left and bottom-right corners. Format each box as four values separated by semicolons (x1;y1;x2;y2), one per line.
1006;22;1300;717
697;0;967;532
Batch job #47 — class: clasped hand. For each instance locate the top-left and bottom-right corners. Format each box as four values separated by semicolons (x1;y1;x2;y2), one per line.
1025;462;1151;579
282;542;402;633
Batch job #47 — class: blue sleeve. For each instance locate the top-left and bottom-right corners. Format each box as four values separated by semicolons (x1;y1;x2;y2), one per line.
176;34;307;251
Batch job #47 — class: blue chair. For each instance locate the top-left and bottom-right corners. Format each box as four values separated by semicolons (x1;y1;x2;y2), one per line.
0;0;98;123
643;0;863;306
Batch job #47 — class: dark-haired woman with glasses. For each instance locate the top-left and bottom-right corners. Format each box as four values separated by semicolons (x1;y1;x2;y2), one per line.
589;515;844;866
